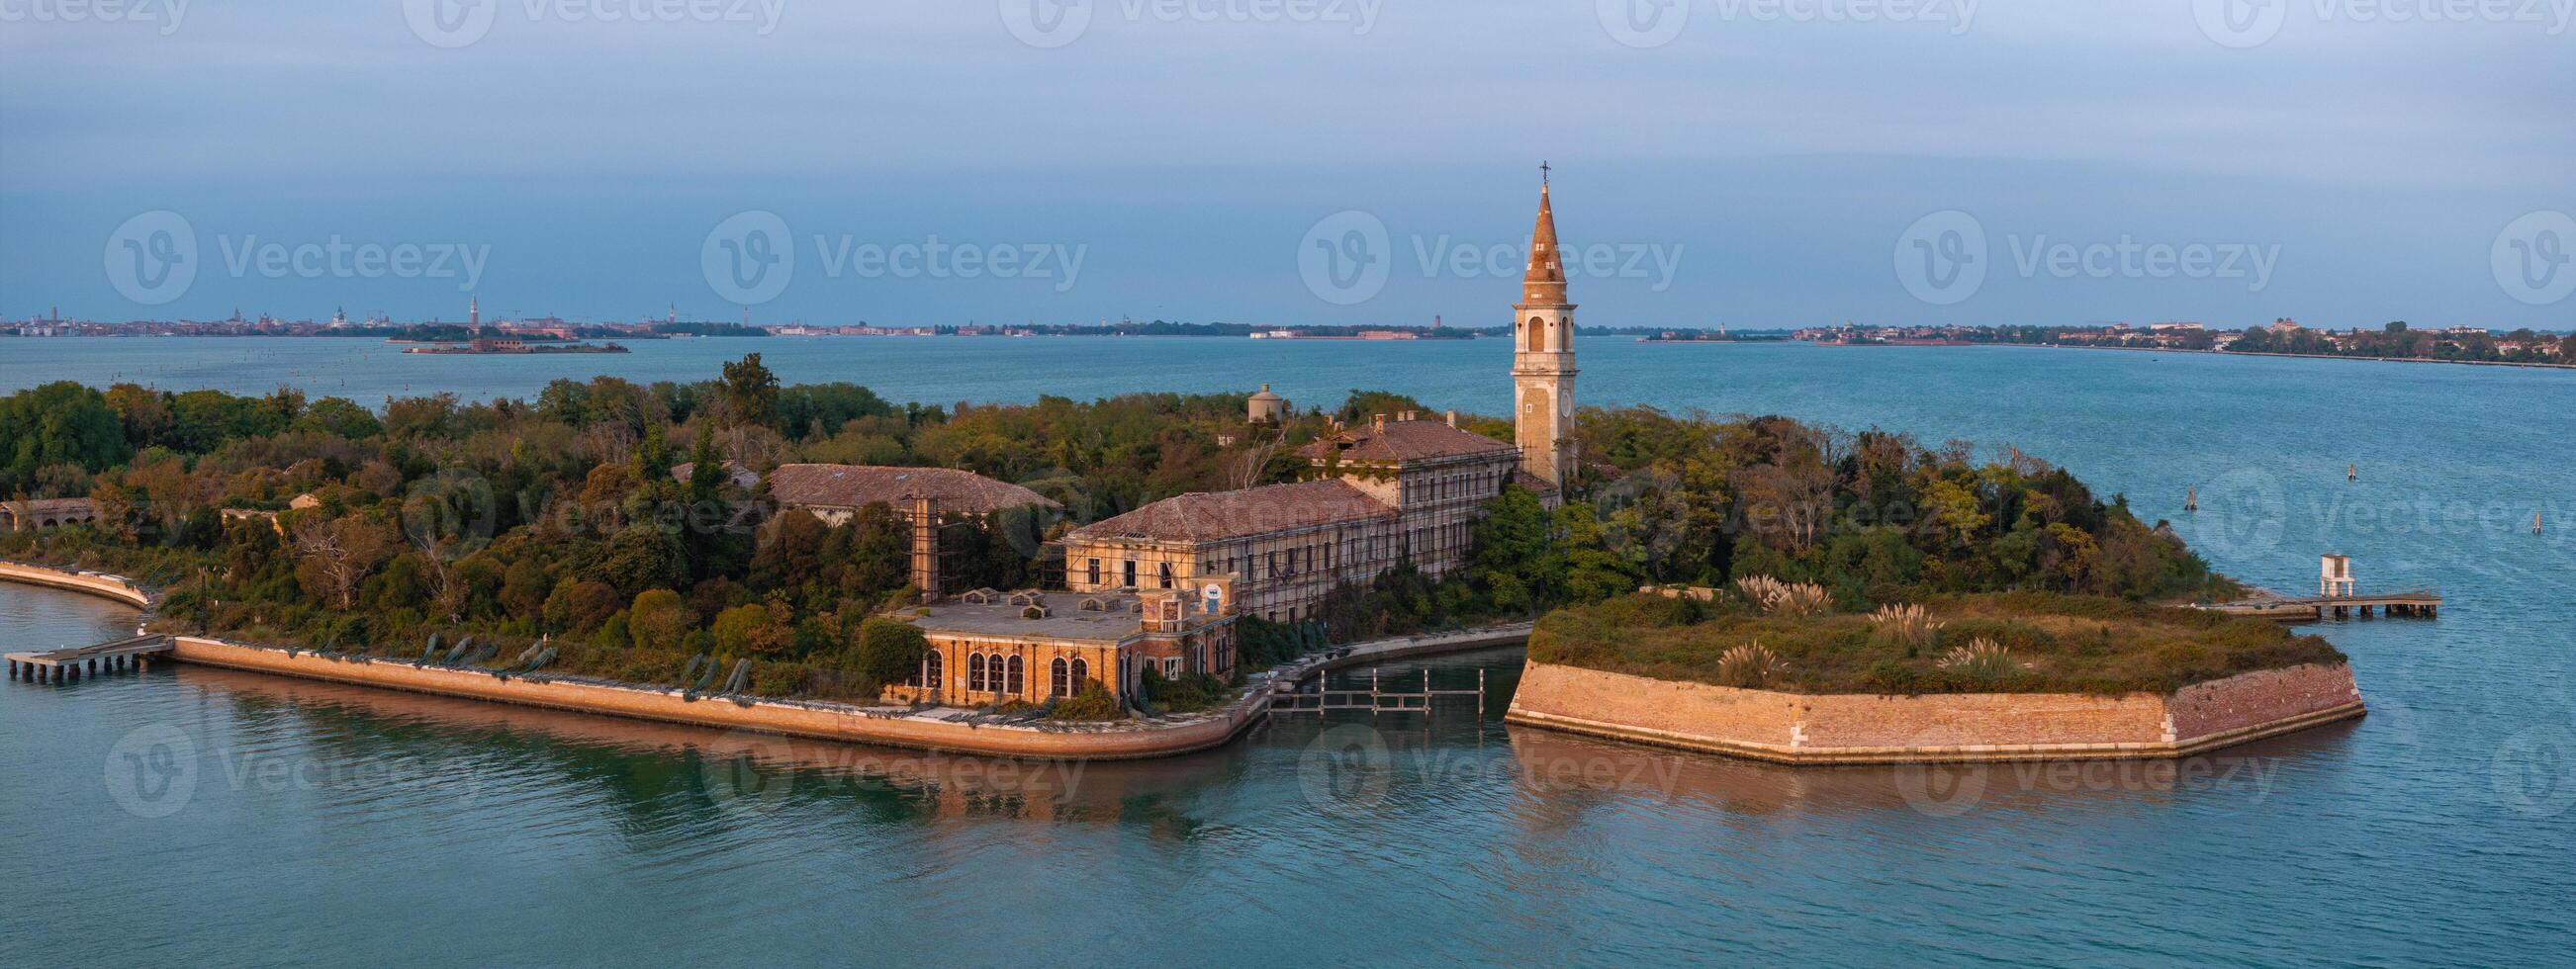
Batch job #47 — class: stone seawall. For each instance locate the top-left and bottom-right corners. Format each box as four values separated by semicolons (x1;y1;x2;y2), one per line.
0;561;152;609
167;637;1263;760
1506;661;2365;764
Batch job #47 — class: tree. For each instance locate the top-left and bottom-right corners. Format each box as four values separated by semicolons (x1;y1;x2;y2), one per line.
628;588;696;650
720;353;781;429
543;578;623;634
290;514;395;609
299;396;383;438
711;601;793;657
852;617;930;686
0;382;131;492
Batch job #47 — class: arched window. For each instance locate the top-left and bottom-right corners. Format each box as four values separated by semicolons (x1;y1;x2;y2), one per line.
1005;656;1024;696
1069;658;1088;690
1051;658;1069;697
923;651;942;689
1525;317;1545;352
967;653;987;692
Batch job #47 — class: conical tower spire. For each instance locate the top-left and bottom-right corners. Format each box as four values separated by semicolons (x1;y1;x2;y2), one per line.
1523;173;1566;303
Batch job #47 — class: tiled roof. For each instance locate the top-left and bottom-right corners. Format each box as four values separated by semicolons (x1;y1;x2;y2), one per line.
1297;419;1515;464
1062;480;1393;545
766;464;1060;514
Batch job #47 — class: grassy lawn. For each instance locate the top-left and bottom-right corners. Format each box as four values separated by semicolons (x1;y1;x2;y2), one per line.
1528;589;2345;696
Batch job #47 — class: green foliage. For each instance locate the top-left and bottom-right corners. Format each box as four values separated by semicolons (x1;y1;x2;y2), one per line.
0;381;131;493
710;601;792;657
719;353;781;428
1530;591;2345;696
628;588;695;650
1047;679;1123;721
1141;664;1233;713
1234;615;1310;668
851;617;930;688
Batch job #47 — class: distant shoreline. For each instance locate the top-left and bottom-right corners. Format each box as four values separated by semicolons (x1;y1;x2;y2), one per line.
1819;340;2576;371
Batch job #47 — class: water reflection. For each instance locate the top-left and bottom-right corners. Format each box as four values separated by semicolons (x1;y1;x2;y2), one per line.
1502;718;2363;821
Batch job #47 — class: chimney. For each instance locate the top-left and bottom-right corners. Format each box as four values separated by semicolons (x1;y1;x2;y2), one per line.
909;495;941;603
1444;409;1457;427
1372;413;1386;432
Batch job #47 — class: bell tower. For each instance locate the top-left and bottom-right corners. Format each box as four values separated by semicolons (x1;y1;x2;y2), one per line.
1513;165;1577;491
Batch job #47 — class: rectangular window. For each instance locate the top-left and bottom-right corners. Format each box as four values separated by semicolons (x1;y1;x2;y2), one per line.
1158;562;1174;589
1086;558;1101;586
1123;560;1137;588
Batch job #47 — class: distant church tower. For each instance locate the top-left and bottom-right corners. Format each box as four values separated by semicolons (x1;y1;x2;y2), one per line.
468;296;480;328
1513;166;1577;491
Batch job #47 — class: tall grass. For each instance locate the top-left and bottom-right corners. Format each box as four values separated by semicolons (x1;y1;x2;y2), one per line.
1736;574;1831;618
1717;642;1782;688
1869;603;1943;652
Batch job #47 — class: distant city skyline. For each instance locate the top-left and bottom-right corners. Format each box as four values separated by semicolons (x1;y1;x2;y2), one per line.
4;4;2570;328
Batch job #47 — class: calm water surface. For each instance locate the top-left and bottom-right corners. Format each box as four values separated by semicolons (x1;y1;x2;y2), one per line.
2;338;2571;966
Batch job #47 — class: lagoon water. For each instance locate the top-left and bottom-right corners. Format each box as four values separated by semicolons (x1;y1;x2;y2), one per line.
2;337;2571;965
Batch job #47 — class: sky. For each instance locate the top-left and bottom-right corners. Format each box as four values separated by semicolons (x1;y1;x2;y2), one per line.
1;1;2570;330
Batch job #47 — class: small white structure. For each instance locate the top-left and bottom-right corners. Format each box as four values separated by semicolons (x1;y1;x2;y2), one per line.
2321;554;2354;598
1246;384;1288;423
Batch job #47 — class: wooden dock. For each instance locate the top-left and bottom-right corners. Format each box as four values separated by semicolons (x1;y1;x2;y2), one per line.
2208;590;2440;622
1268;666;1490;715
7;634;172;683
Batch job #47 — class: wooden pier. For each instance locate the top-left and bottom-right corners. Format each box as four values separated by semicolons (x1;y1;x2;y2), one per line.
2208;590;2441;622
1268;666;1490;716
7;635;172;683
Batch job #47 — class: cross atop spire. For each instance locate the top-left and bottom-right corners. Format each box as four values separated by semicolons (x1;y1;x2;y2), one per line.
1539;160;1550;185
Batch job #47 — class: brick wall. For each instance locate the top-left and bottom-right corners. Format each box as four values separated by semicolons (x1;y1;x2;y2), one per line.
1508;661;2364;764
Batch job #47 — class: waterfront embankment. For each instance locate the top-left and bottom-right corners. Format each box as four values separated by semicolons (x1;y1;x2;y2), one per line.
1506;661;2365;764
127;623;1535;761
0;557;1535;758
0;561;151;610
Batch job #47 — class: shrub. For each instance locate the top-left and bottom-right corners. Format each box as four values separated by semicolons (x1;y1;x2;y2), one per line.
1048;679;1123;721
1736;574;1830;618
1142;665;1232;713
1716;642;1781;688
1937;637;2021;680
1868;603;1942;653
